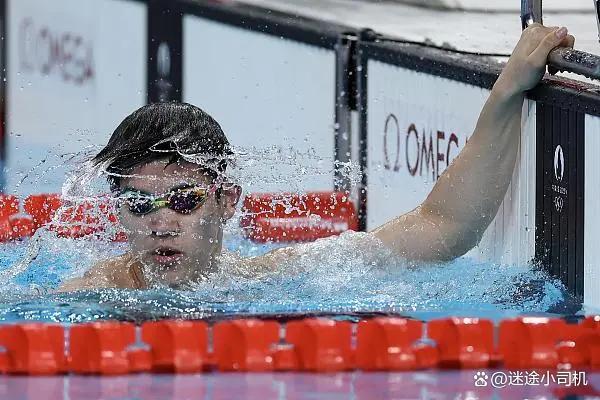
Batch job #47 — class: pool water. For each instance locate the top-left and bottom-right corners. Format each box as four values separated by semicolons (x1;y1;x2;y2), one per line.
0;226;584;324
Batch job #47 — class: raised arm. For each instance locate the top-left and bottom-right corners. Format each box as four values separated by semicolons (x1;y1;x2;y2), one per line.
373;24;574;262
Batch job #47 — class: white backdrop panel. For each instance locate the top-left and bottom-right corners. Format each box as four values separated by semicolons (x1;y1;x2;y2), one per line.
585;114;600;309
366;59;536;265
183;15;336;193
6;0;147;194
475;99;536;266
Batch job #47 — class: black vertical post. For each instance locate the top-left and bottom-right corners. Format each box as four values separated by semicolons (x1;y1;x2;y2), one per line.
334;33;357;193
521;0;543;29
550;105;560;279
356;31;373;232
147;0;183;103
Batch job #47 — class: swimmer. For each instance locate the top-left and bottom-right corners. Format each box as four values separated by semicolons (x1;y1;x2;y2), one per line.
59;24;575;291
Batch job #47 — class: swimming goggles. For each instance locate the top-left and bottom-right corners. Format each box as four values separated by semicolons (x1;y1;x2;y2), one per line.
119;184;219;215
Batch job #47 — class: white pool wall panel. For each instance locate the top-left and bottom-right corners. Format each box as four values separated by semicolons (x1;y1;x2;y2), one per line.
366;60;536;266
6;0;147;194
183;15;336;194
585;114;600;308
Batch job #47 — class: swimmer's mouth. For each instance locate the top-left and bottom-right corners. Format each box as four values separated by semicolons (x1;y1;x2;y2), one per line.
151;246;184;265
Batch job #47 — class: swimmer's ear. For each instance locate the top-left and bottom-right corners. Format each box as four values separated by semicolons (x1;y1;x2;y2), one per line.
220;184;242;220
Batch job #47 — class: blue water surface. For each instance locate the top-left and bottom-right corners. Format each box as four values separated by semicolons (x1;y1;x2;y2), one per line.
0;227;584;324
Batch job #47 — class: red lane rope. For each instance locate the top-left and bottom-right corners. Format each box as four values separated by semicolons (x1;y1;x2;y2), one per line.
0;194;125;242
0;316;598;375
0;191;358;243
240;191;358;242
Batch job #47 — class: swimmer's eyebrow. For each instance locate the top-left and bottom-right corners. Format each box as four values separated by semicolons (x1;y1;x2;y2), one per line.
168;183;197;191
120;187;152;196
121;183;198;195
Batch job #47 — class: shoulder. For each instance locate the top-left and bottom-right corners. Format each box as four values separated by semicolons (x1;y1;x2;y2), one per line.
57;253;140;292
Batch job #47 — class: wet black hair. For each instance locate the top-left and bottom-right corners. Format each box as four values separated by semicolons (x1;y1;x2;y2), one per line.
93;102;232;191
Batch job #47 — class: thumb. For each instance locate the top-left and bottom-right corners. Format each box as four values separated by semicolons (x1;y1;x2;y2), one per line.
528;27;568;68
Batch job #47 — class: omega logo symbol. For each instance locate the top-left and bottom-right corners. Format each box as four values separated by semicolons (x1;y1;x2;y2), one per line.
554;145;564;182
18;17;94;85
383;114;401;171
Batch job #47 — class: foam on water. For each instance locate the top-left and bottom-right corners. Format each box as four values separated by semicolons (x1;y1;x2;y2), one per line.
0;142;583;324
0;230;579;323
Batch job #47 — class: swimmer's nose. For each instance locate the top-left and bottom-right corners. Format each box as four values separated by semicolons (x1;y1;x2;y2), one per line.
147;209;181;236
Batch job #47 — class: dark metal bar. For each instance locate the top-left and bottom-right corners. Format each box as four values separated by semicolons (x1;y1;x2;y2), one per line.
334;33;357;192
551;105;560;280
521;0;600;81
548;48;600;81
595;0;600;43
521;0;542;29
356;30;374;232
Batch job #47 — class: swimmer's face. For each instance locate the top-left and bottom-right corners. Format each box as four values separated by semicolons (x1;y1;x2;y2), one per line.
118;159;240;287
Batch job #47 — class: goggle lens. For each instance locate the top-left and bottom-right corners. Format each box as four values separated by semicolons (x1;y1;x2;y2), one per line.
168;189;208;214
121;187;211;215
125;195;155;215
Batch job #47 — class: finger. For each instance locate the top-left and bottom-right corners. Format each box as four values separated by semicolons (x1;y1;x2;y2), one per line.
561;34;575;49
528;27;568;67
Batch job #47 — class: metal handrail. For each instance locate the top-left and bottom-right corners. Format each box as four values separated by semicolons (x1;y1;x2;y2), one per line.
521;0;600;81
596;0;600;43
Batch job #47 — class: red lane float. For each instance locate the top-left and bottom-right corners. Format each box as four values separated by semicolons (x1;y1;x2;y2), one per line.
0;195;35;241
141;320;209;373
127;347;153;373
213;319;281;371
23;194;61;228
0;317;598;375
286;318;354;372
0;195;19;219
240;192;358;242
0;323;65;375
559;317;600;368
355;318;424;371
499;317;567;369
428;317;497;369
69;322;136;375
